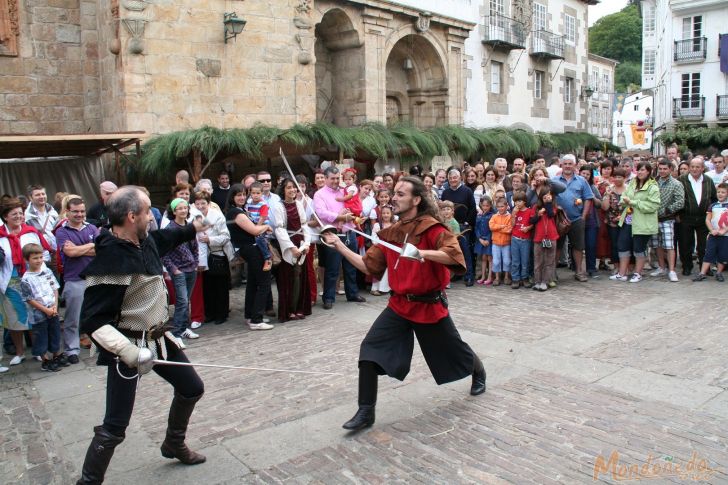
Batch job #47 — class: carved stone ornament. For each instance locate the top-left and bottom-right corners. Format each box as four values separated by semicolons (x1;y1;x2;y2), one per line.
295;0;311;16
415;12;431;33
0;0;20;56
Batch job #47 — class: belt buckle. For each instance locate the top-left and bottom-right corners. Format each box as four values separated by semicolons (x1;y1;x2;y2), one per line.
405;294;415;302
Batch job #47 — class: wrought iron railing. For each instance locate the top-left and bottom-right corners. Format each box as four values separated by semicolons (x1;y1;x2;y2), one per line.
672;96;705;119
482;13;526;48
530;29;565;59
674;37;707;63
718;95;728;119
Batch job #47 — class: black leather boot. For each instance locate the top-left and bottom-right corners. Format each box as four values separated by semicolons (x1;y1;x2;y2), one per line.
160;392;206;465
76;426;125;485
470;357;487;396
342;404;376;431
342;361;378;431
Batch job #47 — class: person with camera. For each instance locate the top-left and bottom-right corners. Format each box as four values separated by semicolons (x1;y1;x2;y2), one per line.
530;186;560;291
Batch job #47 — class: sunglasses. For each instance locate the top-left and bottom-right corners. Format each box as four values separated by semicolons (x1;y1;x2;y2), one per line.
258;179;272;183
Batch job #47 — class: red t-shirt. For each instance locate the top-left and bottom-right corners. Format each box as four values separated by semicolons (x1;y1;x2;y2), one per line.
511;206;535;240
380;224;451;324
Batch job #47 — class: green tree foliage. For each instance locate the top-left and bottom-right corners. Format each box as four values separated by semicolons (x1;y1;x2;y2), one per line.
615;61;642;92
589;4;643;90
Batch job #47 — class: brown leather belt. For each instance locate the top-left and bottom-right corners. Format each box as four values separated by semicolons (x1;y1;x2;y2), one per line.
390;291;446;305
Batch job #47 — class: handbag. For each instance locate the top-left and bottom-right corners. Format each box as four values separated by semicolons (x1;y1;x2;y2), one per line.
207;253;230;276
268;241;282;267
554;207;572;236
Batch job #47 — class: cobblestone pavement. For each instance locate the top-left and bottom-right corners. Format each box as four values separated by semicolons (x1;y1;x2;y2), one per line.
2;269;728;484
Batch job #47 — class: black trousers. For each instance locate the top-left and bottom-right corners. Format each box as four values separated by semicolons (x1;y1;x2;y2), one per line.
359;307;476;385
202;270;230;321
678;220;708;272
102;338;204;436
237;244;271;323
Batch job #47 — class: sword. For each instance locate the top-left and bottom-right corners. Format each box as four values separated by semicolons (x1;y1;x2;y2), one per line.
151;360;343;376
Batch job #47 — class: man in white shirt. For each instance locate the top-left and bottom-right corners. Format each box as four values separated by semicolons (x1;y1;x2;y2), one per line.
706;154;728;187
24;184;59;251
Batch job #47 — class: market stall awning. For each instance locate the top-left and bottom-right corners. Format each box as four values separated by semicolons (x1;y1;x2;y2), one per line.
0;132;147;159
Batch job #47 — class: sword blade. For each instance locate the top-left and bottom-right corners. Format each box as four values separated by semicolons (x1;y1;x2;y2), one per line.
279;147;326;229
152;360;342;376
347;227;404;255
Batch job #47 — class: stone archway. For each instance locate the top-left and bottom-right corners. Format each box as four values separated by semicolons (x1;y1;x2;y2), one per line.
385;34;448;128
314;8;364;127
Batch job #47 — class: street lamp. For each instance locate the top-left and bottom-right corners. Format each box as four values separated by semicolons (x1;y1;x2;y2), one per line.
224;12;246;44
581;85;595;99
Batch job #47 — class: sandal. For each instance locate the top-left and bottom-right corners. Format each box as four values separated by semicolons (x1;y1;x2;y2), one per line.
492;279;501;286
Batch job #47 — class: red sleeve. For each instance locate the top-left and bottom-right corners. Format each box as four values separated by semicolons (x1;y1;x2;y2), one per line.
260;205;269;219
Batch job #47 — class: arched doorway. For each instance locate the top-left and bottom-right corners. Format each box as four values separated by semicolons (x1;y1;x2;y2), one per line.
314;9;364;127
385;34;447;128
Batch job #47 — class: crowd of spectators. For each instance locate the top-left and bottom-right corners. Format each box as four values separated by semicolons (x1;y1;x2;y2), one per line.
2;145;727;373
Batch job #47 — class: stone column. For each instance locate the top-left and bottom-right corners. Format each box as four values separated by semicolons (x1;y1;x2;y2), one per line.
445;26;469;126
361;7;392;125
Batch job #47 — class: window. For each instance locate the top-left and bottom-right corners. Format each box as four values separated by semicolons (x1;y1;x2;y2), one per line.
601;108;608;129
533;3;547;31
682;15;702;40
591;67;600;94
643;50;655;75
490;0;504;16
602;73;610;93
534;70;543;99
564;77;574;103
643;4;655;34
681;73;700;107
490;61;502;94
564;14;576;45
591;105;598;129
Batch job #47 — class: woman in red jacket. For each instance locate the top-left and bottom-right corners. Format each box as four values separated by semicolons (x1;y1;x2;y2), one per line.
530;186;560;291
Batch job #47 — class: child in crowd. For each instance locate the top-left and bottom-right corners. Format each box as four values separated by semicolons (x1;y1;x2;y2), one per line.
337;168;363;219
370;188;392;225
474;196;495;285
439;200;460;289
489;198;512;286
439;200;461;235
694;182;728;282
510;192;535;289
246;182;273;271
370;205;394;296
19;243;65;372
530;186;560;291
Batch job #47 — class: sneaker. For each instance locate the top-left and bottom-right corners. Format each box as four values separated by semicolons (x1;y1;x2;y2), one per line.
0;366;8;373
68;354;80;364
609;273;628;282
548;281;557;288
53;355;70;367
248;322;274;330
33;355;42;362
190;321;202;330
692;273;707;282
41;360;60;372
650;267;666;277
9;355;24;366
539;283;548;291
246;317;271;324
181;329;199;339
668;271;679;282
717;272;725;282
628;273;642;283
176;337;187;349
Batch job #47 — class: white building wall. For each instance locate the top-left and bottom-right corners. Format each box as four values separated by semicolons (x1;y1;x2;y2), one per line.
587;54;617;141
642;0;728;141
393;0;594;134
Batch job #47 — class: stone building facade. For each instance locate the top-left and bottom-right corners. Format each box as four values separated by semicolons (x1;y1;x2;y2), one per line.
0;0;473;136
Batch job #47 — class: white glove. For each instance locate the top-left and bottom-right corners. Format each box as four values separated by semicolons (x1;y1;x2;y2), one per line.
91;325;141;368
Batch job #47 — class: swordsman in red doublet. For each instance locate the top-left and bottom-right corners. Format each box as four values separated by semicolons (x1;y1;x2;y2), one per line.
322;176;487;431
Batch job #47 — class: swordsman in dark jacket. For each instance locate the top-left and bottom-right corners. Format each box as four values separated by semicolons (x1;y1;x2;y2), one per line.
76;186;209;484
322;176;487;431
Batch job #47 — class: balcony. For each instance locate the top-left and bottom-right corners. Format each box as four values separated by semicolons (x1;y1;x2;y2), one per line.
674;37;707;63
530;30;564;60
672;97;705;120
718;95;728;120
482;13;527;50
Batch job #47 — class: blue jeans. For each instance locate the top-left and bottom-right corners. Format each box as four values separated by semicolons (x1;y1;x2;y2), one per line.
492;244;511;273
321;231;359;304
510;237;532;281
585;225;598;273
459;224;474;282
171;271;197;337
32;316;61;356
255;235;271;260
